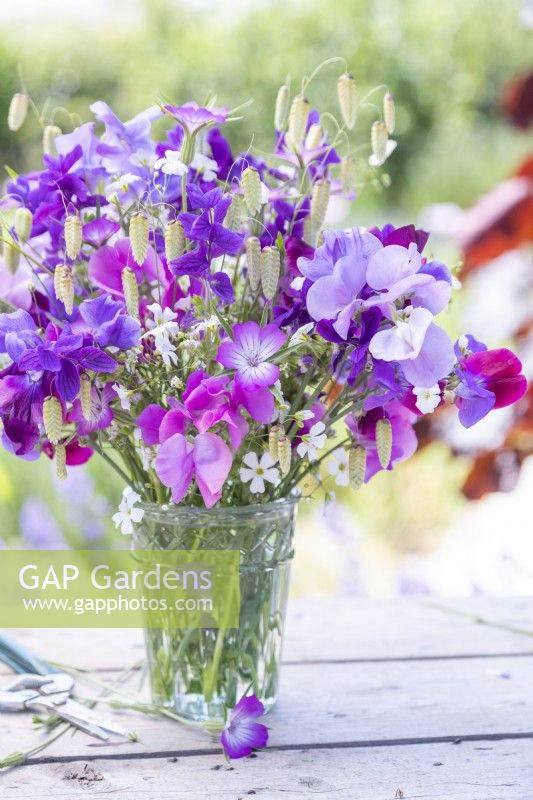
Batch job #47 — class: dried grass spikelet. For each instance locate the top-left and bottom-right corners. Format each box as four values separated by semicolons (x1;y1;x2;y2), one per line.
64;214;82;260
43;124;62;156
348;445;366;489
269;425;280;461
371;121;388;164
310;179;330;229
287;94;310;148
245;236;261;291
164;219;185;262
241;167;262;215
43;396;63;445
59;265;74;315
8;93;29;132
337;74;357;130
303;217;315;247
79;374;93;421
55;443;67;481
3;233;20;275
129;212;149;266
274;84;290;130
15;207;33;242
340;155;356;193
121;267;139;318
224;194;245;231
375;418;392;469
304;123;323;150
383;92;395;135
260;246;280;301
277;435;291;476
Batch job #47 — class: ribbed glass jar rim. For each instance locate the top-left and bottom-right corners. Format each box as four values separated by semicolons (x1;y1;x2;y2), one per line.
138;491;300;523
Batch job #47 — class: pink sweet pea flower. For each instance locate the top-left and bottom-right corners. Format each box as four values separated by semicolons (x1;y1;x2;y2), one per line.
88;238;161;297
220;694;269;759
217;322;286;390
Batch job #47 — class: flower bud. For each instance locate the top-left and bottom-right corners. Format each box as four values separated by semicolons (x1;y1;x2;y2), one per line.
277;435;291;476
15;207;32;242
246;236;261;292
3;234;19;275
55;264;74;315
164;219;185;262
122;267;139;318
43;396;63;445
340;155;356;193
260;246;280;301
269;425;280;461
375;418;392;469
305;123;323;150
371;121;388;164
55;443;67;481
348;445;366;489
64;214;82;260
287;94;310;149
7;93;29;132
129;212;149;266
241;167;262;215
310;179;330;229
274;84;290;130
224;194;245;231
337;74;357;130
383;92;395;135
80;374;93;421
43;124;62;156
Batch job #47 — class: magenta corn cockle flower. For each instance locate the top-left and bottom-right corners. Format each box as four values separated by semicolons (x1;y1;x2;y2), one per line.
217;322;286;390
220;695;268;759
455;347;527;427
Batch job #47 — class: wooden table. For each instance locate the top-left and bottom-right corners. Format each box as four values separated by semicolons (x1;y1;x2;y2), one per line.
1;596;532;798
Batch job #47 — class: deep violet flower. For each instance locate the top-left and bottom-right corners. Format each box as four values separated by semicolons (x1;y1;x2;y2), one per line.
79;295;141;350
455;348;527;427
179;184;244;258
217;322;287;390
346;401;418;481
220;695;268;759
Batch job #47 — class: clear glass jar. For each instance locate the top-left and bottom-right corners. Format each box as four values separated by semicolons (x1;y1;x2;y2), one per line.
132;496;297;723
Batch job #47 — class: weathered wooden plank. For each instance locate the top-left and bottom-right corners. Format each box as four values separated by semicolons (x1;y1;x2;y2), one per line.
2;654;532;761
2;596;532;674
2;740;532;799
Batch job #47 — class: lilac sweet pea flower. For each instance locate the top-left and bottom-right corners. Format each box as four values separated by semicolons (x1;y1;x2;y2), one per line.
82;217;120;248
455;347;527;427
69;383;116;435
220;695;269;759
217;322;286;390
79;295;141;350
89;101;162;172
155;431;232;507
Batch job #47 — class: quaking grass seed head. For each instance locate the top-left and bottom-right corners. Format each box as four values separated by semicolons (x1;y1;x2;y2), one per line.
371;121;389;164
310;179;330;229
383;92;395;134
348;445;366;489
64;214;82;260
246;236;261;292
80;374;93;421
274;84;290;130
122;267;139;318
260;246;280;301
15;207;33;242
58;265;74;315
241;167;262;215
277;435;291;476
375;418;392;469
43;396;63;445
164;219;185;262
55;443;67;481
305;123;323;150
3;235;19;275
7;93;29;132
129;212;149;266
269;425;280;461
287;94;310;149
224;194;246;231
340;155;356;193
337;73;357;130
43;124;62;156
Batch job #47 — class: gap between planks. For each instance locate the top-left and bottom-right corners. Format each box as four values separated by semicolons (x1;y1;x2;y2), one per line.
17;730;533;769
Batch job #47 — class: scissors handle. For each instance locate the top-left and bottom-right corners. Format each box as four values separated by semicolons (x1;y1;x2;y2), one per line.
0;634;58;676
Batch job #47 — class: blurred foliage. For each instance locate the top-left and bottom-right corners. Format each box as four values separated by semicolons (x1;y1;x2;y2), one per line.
1;0;531;215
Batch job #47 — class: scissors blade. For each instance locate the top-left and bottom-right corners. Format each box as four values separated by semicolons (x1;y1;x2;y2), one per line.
27;696;130;742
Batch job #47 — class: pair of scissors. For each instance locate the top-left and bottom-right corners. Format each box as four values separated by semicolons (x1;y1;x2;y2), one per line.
0;634;130;742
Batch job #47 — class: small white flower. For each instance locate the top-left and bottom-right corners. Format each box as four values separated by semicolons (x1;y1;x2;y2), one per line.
368;139;397;167
289;322;314;345
113;383;131;411
327;448;349;486
192;315;219;333
239;452;280;494
297;421;327;461
290;277;305;291
155;150;188;176
191;153;219;182
112;487;144;535
146;302;178;331
156;332;178;366
413;384;442;414
293;409;314;427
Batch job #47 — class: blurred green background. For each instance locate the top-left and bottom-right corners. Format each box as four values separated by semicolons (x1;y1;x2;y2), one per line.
0;0;531;595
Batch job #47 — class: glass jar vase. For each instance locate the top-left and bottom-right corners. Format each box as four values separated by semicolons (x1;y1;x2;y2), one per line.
132;496;297;723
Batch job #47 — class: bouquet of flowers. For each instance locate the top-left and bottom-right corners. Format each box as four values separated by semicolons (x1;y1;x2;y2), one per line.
0;65;527;752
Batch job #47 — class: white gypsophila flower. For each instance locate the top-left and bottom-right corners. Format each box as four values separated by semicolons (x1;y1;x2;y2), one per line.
113;383;131;411
156;332;178;366
368;139;397;167
293;409;314;427
146;302;179;331
106;173;144;200
239;452;280;494
192;315;220;333
296;421;327;461
112;487;144;535
191;153;219;182
327;448;350;487
155;150;188;176
289;321;314;345
413;384;442;414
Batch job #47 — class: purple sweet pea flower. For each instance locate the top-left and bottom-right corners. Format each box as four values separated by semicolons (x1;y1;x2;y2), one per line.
69;383;116;435
346;401;418;481
455;347;527;428
163;102;228;134
89;101;161;172
79;294;141;350
220;694;269;759
155;431;232;507
369;223;429;253
217;322;286;390
82;217;120;248
88;238;161;297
